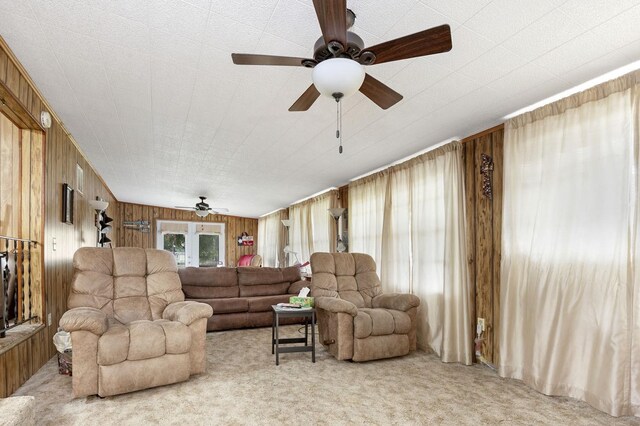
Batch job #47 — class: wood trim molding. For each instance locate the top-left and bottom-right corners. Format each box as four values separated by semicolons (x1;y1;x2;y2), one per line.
0;79;43;130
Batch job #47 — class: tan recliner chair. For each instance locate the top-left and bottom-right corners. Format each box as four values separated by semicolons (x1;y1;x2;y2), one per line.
310;252;420;362
59;247;213;397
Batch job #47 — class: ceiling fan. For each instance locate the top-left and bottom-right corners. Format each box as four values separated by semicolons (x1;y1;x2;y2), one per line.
231;0;452;111
175;197;229;218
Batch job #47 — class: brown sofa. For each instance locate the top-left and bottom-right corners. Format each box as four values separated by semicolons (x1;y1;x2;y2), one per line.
59;248;213;397
178;266;308;331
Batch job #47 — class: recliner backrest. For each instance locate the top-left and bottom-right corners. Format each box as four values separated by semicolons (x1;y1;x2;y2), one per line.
310;252;382;308
68;247;184;323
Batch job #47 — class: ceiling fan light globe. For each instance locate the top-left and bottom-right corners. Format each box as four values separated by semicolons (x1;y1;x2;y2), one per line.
312;58;365;98
195;209;209;218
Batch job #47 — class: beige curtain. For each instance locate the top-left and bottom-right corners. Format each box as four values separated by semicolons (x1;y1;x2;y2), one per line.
288;190;338;267
500;71;640;417
257;209;286;267
349;172;389;275
349;142;473;364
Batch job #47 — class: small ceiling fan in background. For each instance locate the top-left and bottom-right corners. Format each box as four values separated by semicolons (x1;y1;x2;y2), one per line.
232;0;453;111
175;197;229;218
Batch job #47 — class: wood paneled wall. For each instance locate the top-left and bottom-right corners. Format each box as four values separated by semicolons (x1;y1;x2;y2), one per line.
0;38;116;397
338;185;348;209
115;202;257;267
462;125;504;365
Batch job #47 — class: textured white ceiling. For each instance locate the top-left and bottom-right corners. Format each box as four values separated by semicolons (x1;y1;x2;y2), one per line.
1;0;639;217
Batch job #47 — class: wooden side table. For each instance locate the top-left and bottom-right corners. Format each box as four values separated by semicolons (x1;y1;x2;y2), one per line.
271;305;316;366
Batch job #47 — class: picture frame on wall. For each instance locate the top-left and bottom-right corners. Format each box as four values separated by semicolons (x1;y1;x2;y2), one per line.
76;163;84;195
62;183;74;225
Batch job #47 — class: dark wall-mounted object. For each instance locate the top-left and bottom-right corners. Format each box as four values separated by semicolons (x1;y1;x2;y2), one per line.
62;183;74;224
480;153;494;200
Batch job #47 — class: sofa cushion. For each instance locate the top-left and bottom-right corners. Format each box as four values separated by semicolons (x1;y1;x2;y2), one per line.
353;308;411;339
203;298;248;314
112;249;152;323
97;319;190;365
238;267;284;285
98;323;129;366
182;285;239;299
147;271;184;320
239;282;290;297
146;250;178;274
179;267;239;299
67;271;114;315
247;295;291;312
127;320;166;361
156;320;191;354
113;248;147;277
179;267;237;286
74;247;113;275
281;266;301;283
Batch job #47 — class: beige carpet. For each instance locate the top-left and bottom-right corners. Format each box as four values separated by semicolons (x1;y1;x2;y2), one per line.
13;326;640;425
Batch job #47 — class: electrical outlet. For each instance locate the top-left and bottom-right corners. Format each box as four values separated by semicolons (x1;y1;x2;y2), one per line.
477;318;485;332
47;313;52;326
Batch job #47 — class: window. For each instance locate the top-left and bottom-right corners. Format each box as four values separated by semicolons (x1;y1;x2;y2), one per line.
163;233;186;267
198;233;220;267
157;221;225;267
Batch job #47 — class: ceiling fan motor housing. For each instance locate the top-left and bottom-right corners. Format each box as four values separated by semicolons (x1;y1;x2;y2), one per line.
196;196;209;210
313;32;365;63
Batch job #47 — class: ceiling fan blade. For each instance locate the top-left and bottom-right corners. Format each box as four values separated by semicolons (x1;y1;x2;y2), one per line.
359;74;403;110
231;53;311;67
289;84;321;112
174;206;195;210
211;208;229;213
364;25;452;65
312;0;347;47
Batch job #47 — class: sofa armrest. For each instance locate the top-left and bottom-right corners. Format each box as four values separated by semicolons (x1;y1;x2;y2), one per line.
372;293;420;312
316;297;358;317
288;279;309;295
163;301;213;326
59;307;108;335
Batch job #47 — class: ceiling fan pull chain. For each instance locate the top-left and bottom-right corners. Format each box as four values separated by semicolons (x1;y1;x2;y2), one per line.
335;97;343;154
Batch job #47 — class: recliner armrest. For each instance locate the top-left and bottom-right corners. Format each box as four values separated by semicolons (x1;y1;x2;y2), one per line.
372;293;420;312
316;297;358;317
59;307;108;335
163;301;213;326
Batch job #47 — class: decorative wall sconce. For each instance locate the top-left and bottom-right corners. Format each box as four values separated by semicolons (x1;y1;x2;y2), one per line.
88;199;108;211
98;212;113;246
328;207;347;252
89;197;112;247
